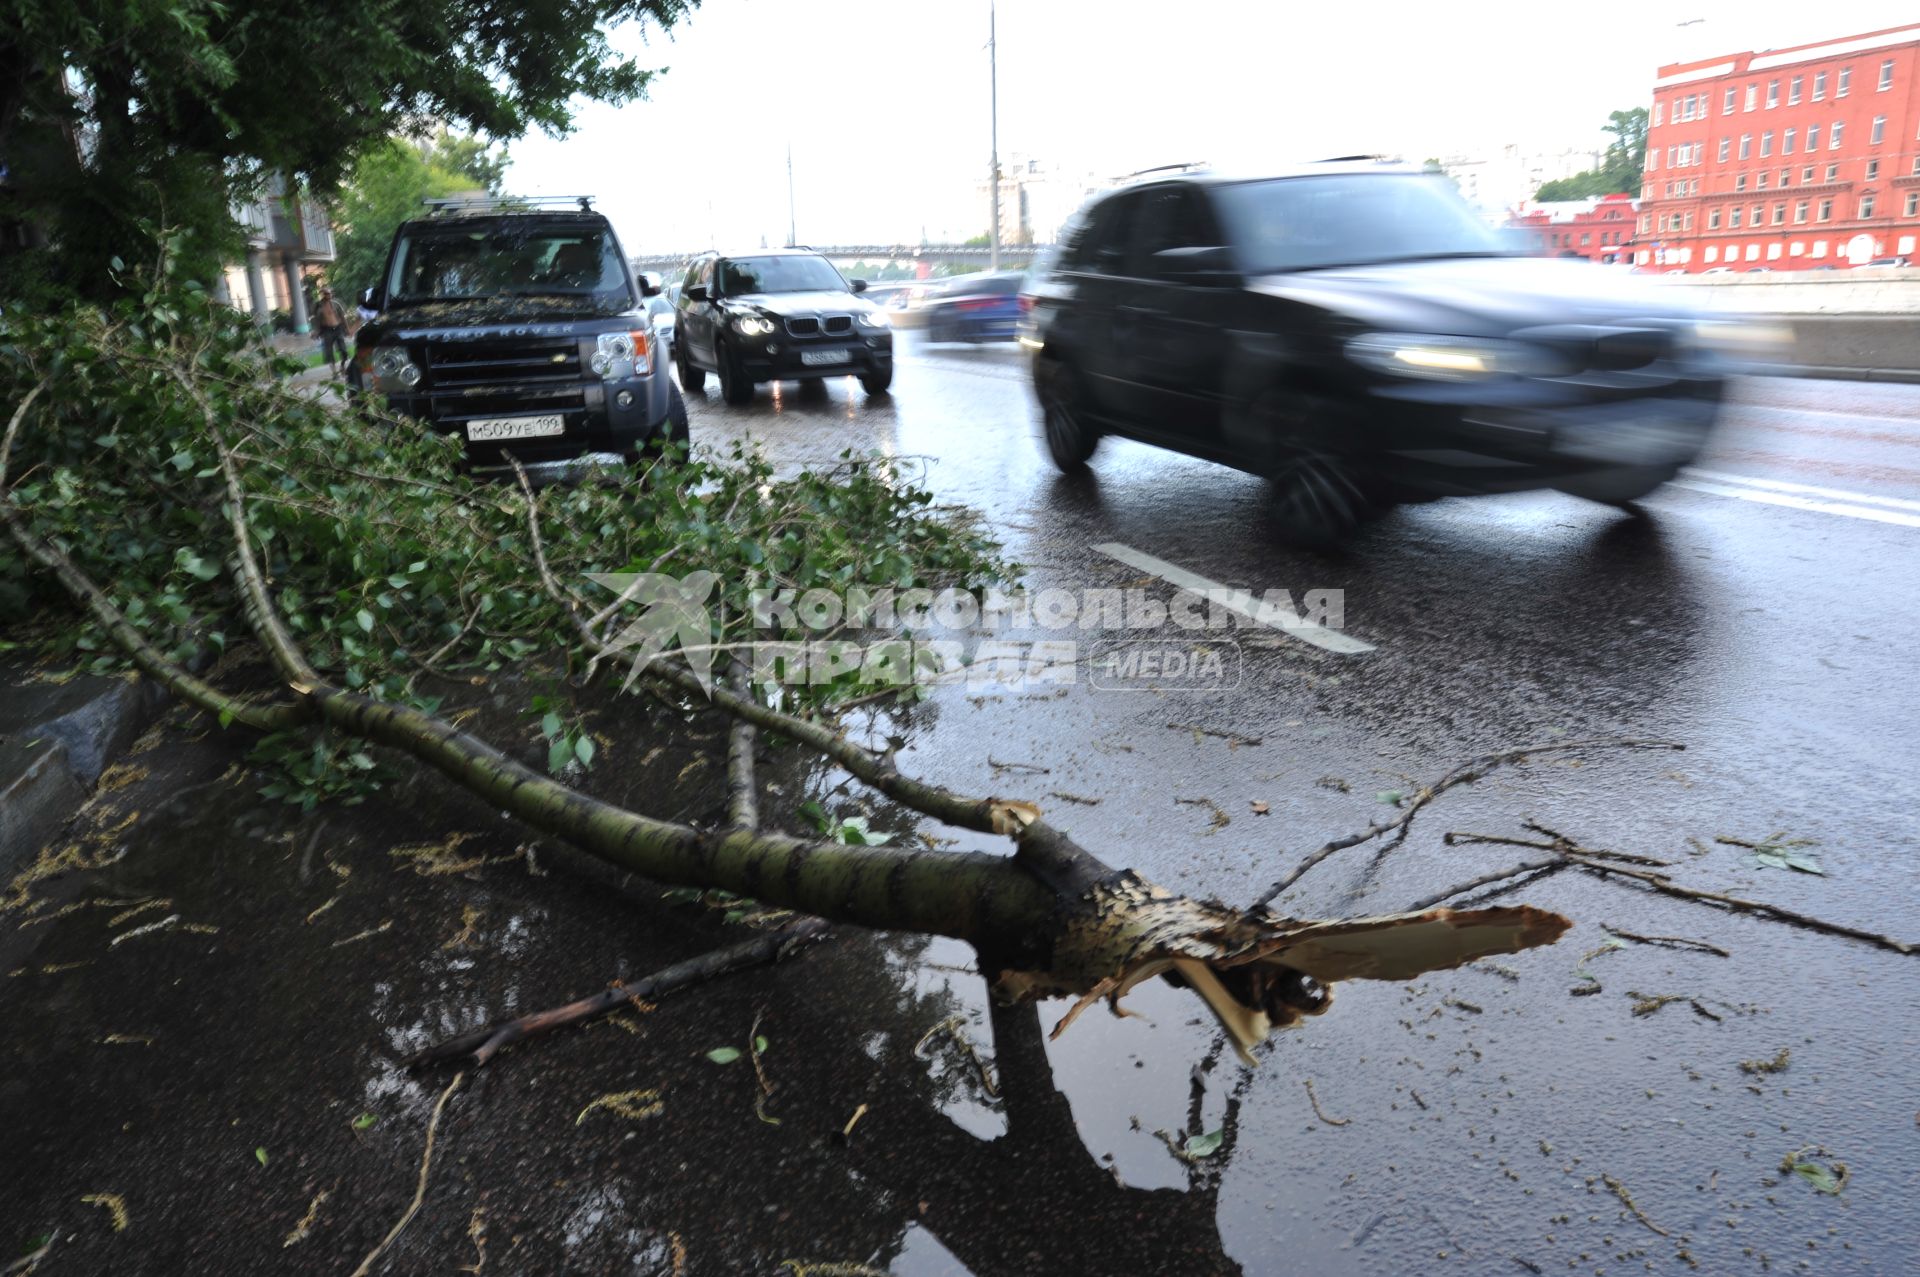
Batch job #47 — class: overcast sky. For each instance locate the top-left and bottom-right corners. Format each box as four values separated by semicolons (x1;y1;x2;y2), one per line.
505;0;1920;251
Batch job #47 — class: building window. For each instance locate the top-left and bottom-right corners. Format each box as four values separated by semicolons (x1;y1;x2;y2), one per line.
1906;192;1920;217
1654;102;1664;126
1804;166;1817;183
1761;131;1773;157
1782;128;1795;155
1818;199;1833;222
1814;71;1828;101
1753;203;1764;224
1706;246;1719;263
1871;116;1886;145
1866;159;1880;181
1709;208;1722;229
1736;173;1748;191
1580;232;1591;246
1718;138;1731;163
1791;241;1805;256
1794;200;1809;223
1838;66;1851;97
1758;171;1770;189
1790;76;1803;105
1730;207;1743;228
1766;80;1779;108
1826;163;1839;182
1746;84;1758;110
1773;203;1786;225
1913;157;1920;175
1724;86;1737;113
1812;239;1827;257
1881;59;1895;91
1683;212;1694;231
1739;134;1752;159
1807;123;1821;150
1746;244;1761;261
1831;122;1843;149
1861;195;1876;219
1780;169;1791;187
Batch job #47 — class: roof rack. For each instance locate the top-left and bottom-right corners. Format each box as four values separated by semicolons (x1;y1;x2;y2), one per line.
1114;161;1209;183
421;194;597;215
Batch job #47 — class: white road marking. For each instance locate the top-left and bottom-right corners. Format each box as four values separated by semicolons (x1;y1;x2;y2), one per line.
1670;478;1920;529
1090;542;1377;655
1683;467;1920;514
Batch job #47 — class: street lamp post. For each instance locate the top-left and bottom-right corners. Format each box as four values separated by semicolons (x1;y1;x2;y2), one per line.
988;0;1001;272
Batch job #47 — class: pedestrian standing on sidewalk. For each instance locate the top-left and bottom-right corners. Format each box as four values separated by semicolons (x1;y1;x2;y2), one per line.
314;286;351;377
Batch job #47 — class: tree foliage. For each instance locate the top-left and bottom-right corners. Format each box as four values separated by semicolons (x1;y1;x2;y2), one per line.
326;140;482;303
0;0;695;299
1534;107;1647;202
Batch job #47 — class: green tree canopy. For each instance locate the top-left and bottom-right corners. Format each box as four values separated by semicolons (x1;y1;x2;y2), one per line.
325;139;479;304
1532;107;1647;203
0;0;694;299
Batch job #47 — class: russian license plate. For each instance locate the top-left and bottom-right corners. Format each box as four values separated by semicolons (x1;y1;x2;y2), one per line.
799;348;848;368
466;415;565;441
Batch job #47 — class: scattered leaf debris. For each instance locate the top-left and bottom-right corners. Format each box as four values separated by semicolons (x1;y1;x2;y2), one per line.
1304;1078;1350;1126
1173;796;1231;833
1780;1147;1848;1195
80;1192;129;1232
574;1088;663;1126
282;1189;330;1247
1740;1047;1791;1075
1602;1173;1668;1237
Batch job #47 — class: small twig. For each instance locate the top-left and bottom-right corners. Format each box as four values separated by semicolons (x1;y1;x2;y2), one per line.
1603;927;1731;958
1048;790;1101;806
1403;859;1564;911
1602;1172;1669;1237
840;1103;870;1141
1303;1078;1350;1126
348;1070;466;1277
1251;739;1683;908
987;756;1050;775
1168;722;1262;749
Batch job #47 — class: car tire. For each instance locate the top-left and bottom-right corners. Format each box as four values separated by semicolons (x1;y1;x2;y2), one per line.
1036;359;1098;473
677;340;706;392
860;366;893;396
1552;464;1681;507
625;381;691;469
1255;392;1385;546
717;342;754;406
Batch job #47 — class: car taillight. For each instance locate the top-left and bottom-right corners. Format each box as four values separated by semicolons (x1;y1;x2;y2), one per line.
956;298;996;311
1019;295;1035;314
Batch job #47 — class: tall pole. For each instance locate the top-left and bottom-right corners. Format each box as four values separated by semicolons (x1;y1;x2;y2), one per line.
787;144;798;247
988;0;1001;271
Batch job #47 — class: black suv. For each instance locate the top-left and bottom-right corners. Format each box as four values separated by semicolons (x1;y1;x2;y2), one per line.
1023;162;1737;538
673;249;893;405
353;198;686;472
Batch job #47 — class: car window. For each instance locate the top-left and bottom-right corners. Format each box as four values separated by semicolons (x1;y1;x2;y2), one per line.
719;255;848;295
1126;186;1223;277
645;296;674;319
1067;192;1137;274
1211;174;1514;274
386;222;632;308
683;259;707;294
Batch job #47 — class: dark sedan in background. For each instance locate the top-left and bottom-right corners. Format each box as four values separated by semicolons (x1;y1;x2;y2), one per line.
921;271;1027;343
1021;161;1769;541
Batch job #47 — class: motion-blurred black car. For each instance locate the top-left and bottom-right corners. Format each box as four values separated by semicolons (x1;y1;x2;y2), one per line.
354;198;686;472
673;249;893;405
1022;161;1750;539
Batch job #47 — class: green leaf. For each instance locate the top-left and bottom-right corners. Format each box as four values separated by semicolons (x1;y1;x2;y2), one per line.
547;737;573;774
661;887;703;905
218;708;234;729
706;1047;742;1064
1184;1129;1224;1159
352;1112;377;1131
254;1146;268;1167
540;711;563;740
573;735;595;767
356;609;374;633
1787;1158;1844;1194
753;1035;770;1055
1375;789;1405;807
797;800;828;833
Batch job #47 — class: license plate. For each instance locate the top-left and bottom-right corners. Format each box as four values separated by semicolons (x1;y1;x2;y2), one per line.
799;348;848;368
466;415;565;441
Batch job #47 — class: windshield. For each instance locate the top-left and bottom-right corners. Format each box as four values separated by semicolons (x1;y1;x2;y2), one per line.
385;222;634;309
719;255;848;295
1211;174;1516;274
645;296;675;319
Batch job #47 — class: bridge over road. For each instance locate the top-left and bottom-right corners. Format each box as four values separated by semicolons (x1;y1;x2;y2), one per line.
629;243;1053;277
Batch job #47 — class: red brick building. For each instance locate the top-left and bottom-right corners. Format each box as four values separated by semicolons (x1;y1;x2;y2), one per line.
1640;22;1920;271
1508;193;1639;264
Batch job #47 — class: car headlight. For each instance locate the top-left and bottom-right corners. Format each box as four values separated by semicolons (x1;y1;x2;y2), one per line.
1686;318;1793;362
1345;333;1555;380
366;345;422;390
733;315;777;336
590;329;652;378
857;309;889;328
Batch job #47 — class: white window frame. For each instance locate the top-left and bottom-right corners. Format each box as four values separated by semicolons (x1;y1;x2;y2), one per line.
1766;80;1779;108
1871;116;1886;145
1880;60;1895;91
1790;76;1803;105
1831;122;1843;149
1860;195;1876;220
1838;66;1851;98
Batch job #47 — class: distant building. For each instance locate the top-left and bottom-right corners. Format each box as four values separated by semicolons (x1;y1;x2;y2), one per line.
1507;192;1640;263
220;174;336;333
1440;145;1606;219
1639;21;1920;271
975;155;1109;246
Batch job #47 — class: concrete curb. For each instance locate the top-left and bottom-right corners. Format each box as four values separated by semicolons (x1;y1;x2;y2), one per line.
1744;363;1920;385
0;667;171;876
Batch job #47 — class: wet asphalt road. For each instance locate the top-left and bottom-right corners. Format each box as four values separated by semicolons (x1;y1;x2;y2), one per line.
677;334;1920;1274
4;339;1916;1277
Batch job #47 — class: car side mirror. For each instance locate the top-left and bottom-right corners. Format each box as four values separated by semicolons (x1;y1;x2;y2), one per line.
361;286;382;311
1150;246;1238;283
685;285;709;302
850;278;868;293
638;276;662;298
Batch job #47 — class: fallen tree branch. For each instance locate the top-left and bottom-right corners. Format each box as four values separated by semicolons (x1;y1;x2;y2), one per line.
407;918;832;1068
1444;829;1915;956
1251;739;1683;908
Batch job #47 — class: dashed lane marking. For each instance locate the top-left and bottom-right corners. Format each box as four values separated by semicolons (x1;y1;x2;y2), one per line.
1675;468;1920;528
